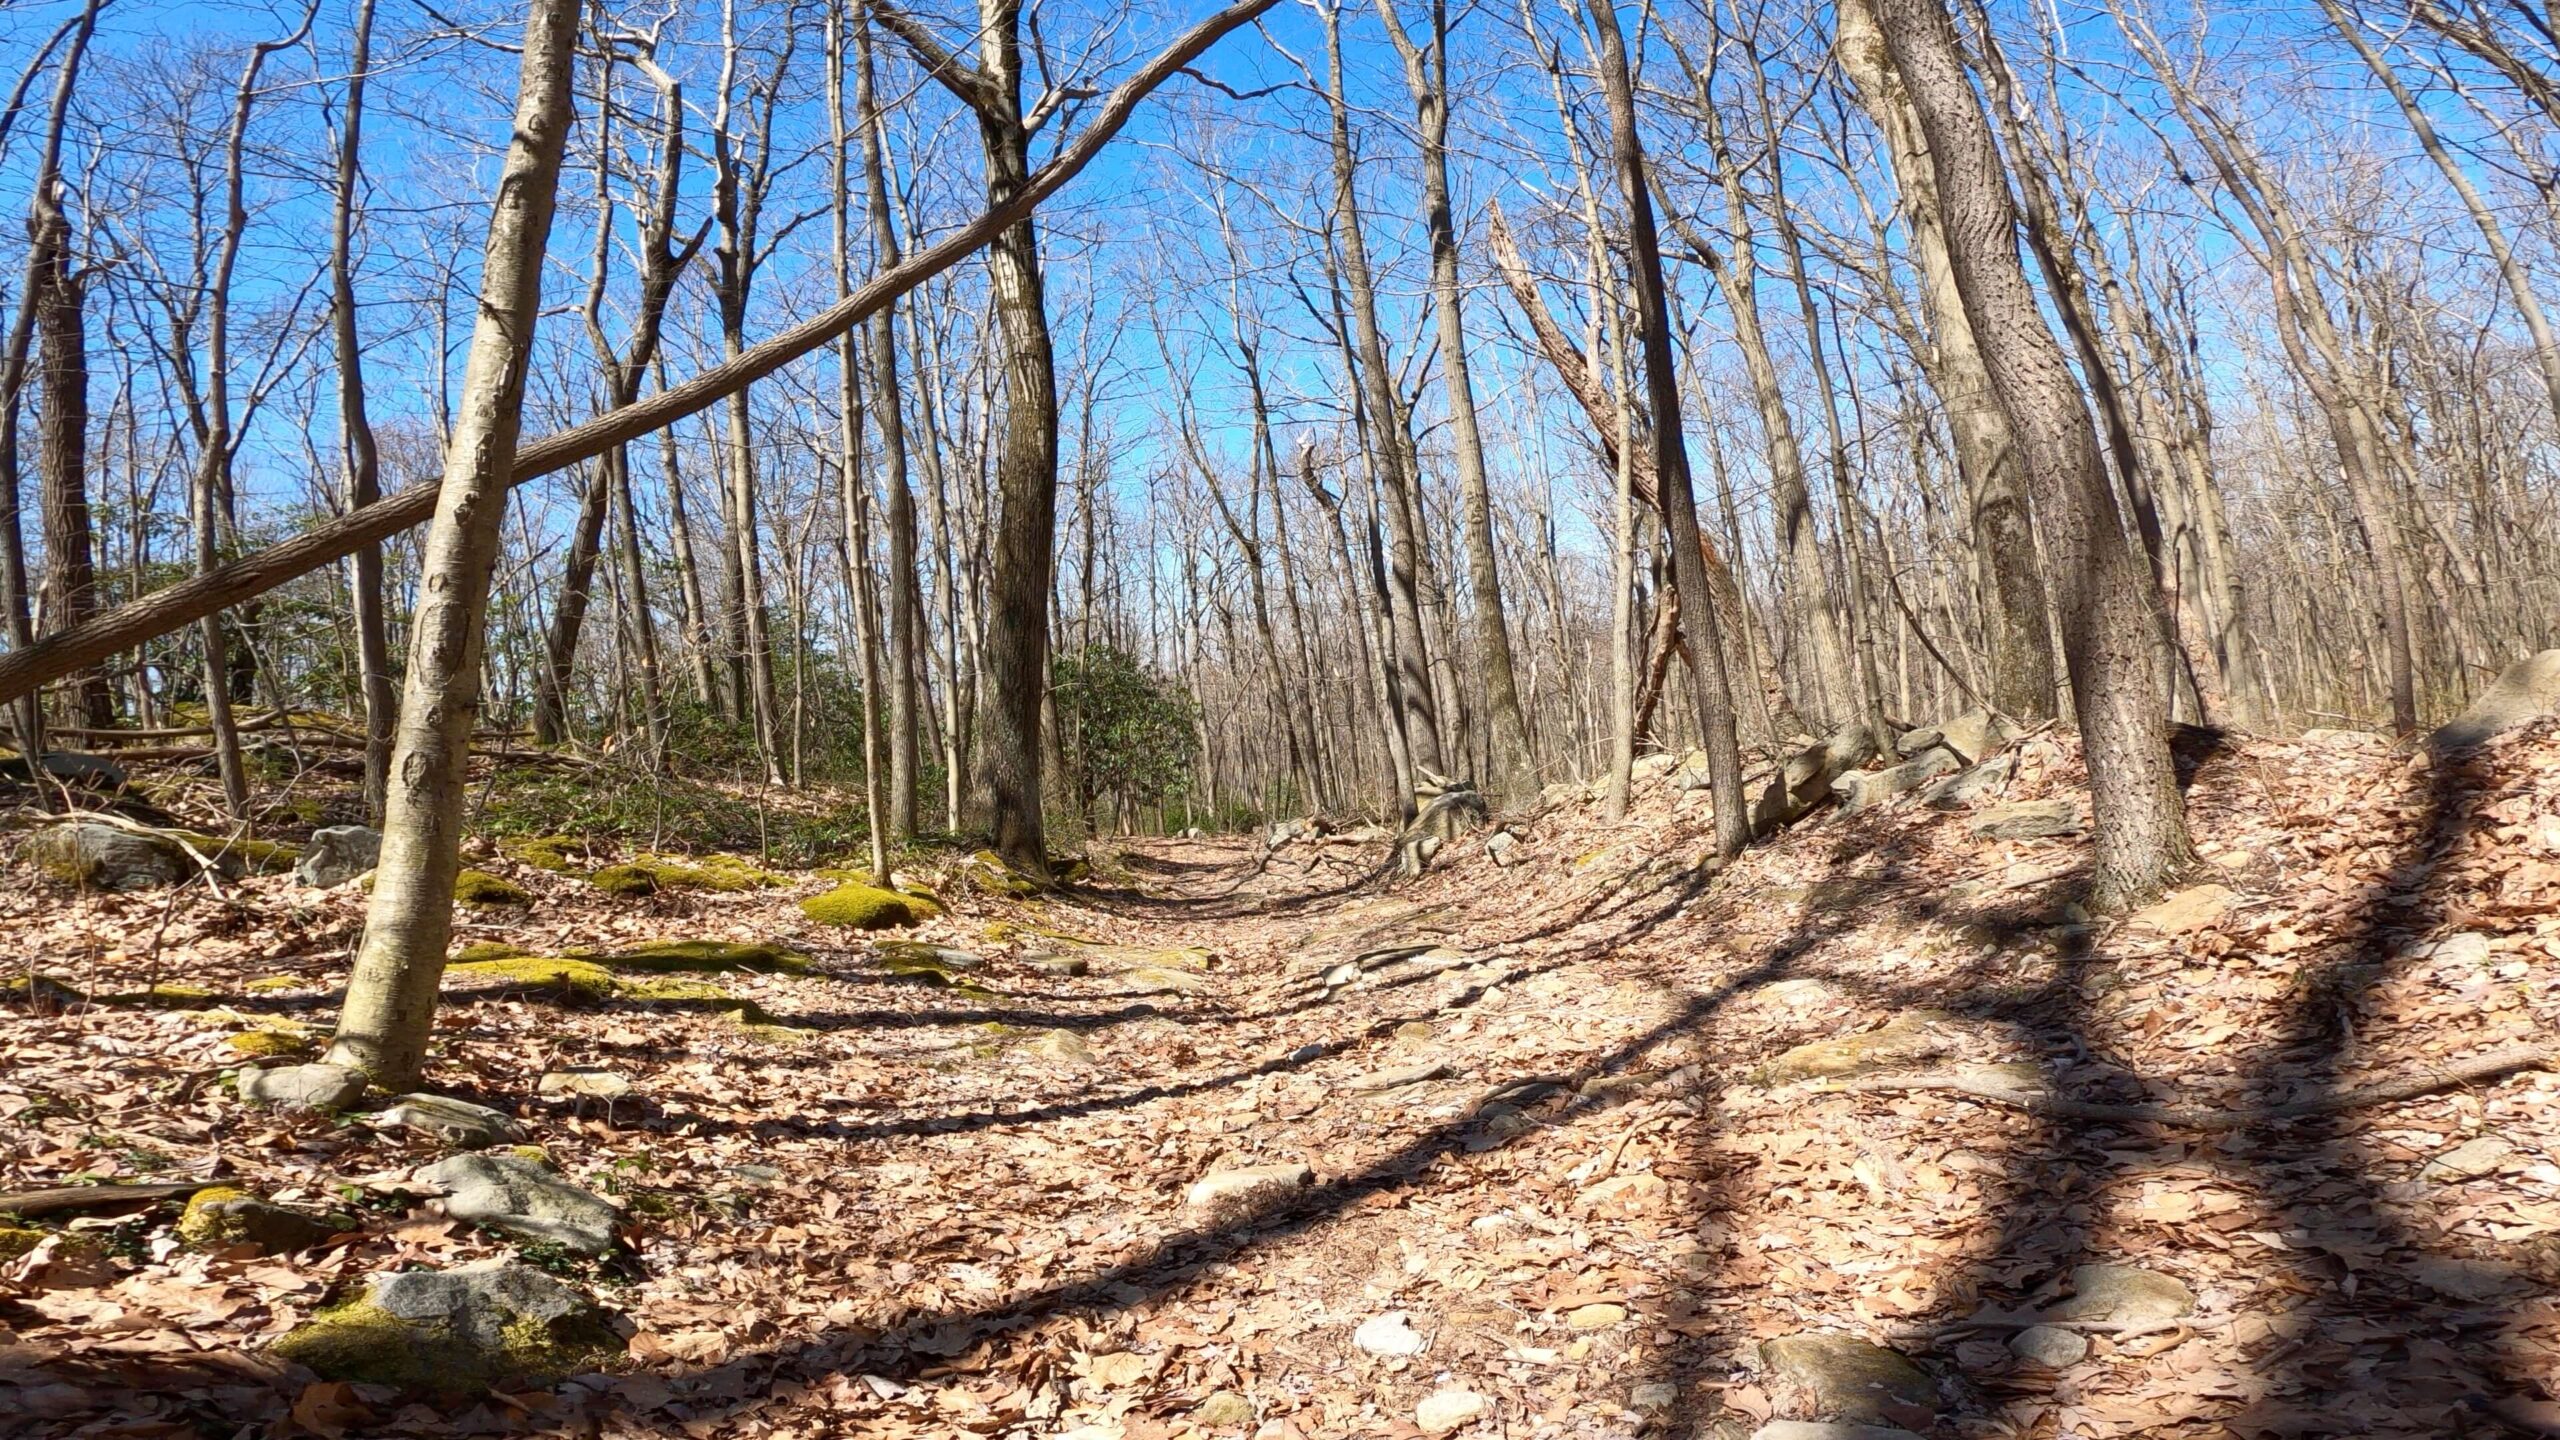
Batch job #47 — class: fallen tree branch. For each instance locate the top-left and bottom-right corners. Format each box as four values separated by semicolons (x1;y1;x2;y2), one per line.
0;1181;217;1218
0;0;1279;710
1836;1045;2555;1130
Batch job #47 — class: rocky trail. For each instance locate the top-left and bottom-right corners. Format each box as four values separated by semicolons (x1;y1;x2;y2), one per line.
6;716;2560;1439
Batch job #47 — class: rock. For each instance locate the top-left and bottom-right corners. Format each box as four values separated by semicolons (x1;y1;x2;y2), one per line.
2432;649;2560;750
1758;1333;1933;1426
1967;798;2081;840
238;1063;367;1113
2008;1324;2089;1368
1025;953;1089;977
2430;932;2495;967
1415;1386;1488;1434
1399;788;1488;875
1353;1310;1427;1357
1753;727;1876;835
27;822;193;891
177;1187;346;1255
1027;1029;1097;1066
0;750;127;790
2048;1264;2194;1325
1937;707;2024;764
375;1094;526;1149
1917;752;2015;809
1759;1012;1957;1085
1184;1162;1313;1211
1118;965;1209;997
1631;1383;1679;1412
1343;1059;1453;1095
1750;1425;1928;1440
2423;1135;2515;1182
1833;749;1959;813
270;1260;624;1389
2130;884;2239;935
1486;831;1521;867
1564;1302;1626;1330
295;826;382;888
536;1068;632;1101
1894;725;1944;756
418;1153;622;1254
1193;1390;1254;1425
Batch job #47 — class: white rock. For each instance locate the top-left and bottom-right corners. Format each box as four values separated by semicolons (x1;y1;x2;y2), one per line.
2008;1324;2089;1368
2431;933;2494;967
1184;1162;1313;1210
375;1093;525;1148
1353;1310;1426;1357
419;1153;621;1255
2423;1135;2515;1182
237;1063;366;1112
1414;1386;1487;1434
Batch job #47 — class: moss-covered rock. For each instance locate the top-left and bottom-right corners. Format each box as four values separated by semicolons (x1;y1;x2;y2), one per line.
453;870;531;907
452;939;533;965
588;863;660;897
0;1224;49;1260
602;939;810;974
962;849;1042;898
446;956;619;1002
224;1029;312;1059
173;831;301;874
591;853;788;898
178;1187;344;1254
242;974;303;993
800;882;922;929
503;835;586;873
98;982;220;1007
270;1262;625;1391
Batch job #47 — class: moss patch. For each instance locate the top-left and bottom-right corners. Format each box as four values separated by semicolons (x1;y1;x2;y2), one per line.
963;849;1042;898
800;883;922;930
224;1029;311;1059
243;974;302;993
591;853;788;898
602;939;809;975
3;974;87;1008
97;982;220;1007
0;1224;48;1260
175;832;301;874
504;835;586;873
446;956;620;1002
454;870;532;907
453;940;533;965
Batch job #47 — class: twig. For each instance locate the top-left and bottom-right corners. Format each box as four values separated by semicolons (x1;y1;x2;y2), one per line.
1835;1045;2555;1130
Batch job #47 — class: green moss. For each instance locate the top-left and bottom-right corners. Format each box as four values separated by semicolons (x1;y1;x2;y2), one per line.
224;1030;311;1059
504;835;586;873
447;956;619;1001
800;882;921;930
271;1287;623;1390
964;849;1042;898
243;974;302;993
3;974;86;1007
98;982;219;1007
505;1145;553;1167
452;940;532;965
602;939;810;974
175;832;302;874
813;866;877;885
174;1186;253;1248
453;870;532;907
622;978;775;1025
0;1224;48;1260
591;853;788;898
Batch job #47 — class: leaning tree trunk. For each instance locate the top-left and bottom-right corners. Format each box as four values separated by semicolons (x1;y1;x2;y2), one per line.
1874;0;2193;909
326;0;579;1090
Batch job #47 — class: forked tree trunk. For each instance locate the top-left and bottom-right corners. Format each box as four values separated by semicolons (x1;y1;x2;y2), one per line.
1874;0;2193;908
326;0;579;1089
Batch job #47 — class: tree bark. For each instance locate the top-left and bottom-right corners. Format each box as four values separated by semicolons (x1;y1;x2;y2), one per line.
1875;0;2194;908
325;0;580;1090
330;0;393;817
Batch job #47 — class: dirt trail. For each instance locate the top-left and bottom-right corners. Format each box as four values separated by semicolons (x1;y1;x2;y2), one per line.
7;723;2560;1438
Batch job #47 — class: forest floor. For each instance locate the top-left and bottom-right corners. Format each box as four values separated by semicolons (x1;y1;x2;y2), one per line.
5;718;2560;1439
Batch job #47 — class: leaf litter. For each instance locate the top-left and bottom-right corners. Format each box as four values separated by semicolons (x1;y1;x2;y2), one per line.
3;720;2559;1437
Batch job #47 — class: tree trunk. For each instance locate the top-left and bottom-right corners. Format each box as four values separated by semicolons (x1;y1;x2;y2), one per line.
1875;0;2193;908
326;0;579;1089
332;0;393;817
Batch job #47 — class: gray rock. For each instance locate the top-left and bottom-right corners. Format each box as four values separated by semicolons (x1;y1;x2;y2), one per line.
1894;725;1944;756
1185;1162;1313;1211
238;1063;367;1112
295;826;382;888
2432;649;2560;751
1753;727;1876;835
1918;752;2015;810
1027;1029;1096;1065
1414;1386;1487;1434
2430;932;2495;968
2008;1324;2089;1368
1486;831;1521;867
375;1094;525;1149
1833;749;1959;813
2048;1264;2194;1325
1024;953;1089;978
1758;1333;1933;1426
1193;1390;1254;1425
419;1153;622;1255
1;750;128;790
2422;1134;2514;1182
536;1068;632;1101
272;1260;624;1388
1938;706;2025;764
28;822;193;891
179;1192;347;1255
1968;798;2082;841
